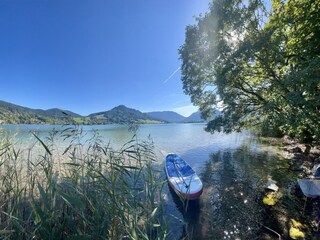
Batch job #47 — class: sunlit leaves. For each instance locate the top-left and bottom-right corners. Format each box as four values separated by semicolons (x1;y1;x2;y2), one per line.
180;0;320;143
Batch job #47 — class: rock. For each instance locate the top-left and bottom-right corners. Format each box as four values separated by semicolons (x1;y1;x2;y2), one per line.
312;164;320;178
284;135;295;143
291;147;302;153
300;165;312;175
265;180;279;192
304;144;311;155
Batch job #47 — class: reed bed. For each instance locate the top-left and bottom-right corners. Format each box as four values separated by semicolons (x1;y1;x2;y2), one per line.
0;126;168;239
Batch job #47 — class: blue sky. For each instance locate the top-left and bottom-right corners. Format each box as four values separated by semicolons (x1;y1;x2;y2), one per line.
0;0;211;117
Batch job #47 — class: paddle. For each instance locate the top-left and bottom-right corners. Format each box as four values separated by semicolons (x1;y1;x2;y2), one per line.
172;157;190;189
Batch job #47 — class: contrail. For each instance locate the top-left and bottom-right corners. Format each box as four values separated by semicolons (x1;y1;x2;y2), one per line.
163;67;180;84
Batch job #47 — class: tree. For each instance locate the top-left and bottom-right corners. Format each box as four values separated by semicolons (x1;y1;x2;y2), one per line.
179;0;320;143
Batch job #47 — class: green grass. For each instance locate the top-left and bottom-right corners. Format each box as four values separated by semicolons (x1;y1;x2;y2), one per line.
138;120;164;124
0;126;168;239
72;117;84;123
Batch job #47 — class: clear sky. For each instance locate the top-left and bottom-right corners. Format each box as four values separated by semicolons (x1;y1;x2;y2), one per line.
0;0;211;117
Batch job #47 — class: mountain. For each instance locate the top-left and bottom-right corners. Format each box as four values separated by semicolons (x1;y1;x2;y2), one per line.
0;101;160;125
184;109;221;123
184;111;203;122
34;108;82;118
0;99;220;125
0;100;84;124
88;105;162;124
145;111;186;123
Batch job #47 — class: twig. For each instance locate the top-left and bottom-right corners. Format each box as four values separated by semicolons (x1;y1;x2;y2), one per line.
262;224;281;240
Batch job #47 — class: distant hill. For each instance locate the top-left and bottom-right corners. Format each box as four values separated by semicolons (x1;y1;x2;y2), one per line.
0;100;84;124
146;109;221;123
145;111;186;123
184;111;203;122
0;99;220;125
34;108;82;118
184;109;221;123
88;105;162;124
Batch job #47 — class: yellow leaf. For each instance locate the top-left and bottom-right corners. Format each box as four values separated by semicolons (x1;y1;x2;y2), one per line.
263;193;278;206
289;227;305;239
291;219;303;228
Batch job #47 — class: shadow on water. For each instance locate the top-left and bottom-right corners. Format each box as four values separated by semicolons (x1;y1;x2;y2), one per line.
167;185;201;239
198;148;264;239
166;143;298;239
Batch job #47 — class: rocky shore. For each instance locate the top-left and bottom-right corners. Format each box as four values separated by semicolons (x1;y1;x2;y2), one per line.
262;137;320;239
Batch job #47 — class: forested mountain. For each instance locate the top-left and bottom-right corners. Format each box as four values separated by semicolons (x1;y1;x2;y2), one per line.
0;100;219;125
184;111;203;122
0;101;160;125
184;109;221;123
0;100;82;124
88;105;162;124
146;109;221;123
145;111;186;123
34;108;82;118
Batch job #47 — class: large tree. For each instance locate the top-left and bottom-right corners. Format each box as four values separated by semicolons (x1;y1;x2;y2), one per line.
179;0;320;143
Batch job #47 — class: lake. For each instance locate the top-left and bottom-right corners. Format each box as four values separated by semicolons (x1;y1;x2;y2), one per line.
0;123;295;239
0;123;255;170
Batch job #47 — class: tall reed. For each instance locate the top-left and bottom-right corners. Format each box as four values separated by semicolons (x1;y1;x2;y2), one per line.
0;125;167;239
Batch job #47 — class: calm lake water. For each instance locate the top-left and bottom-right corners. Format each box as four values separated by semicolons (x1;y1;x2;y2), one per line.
0;123;295;239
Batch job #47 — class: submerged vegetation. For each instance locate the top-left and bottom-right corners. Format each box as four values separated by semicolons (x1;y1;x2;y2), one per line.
0;126;168;239
199;146;320;239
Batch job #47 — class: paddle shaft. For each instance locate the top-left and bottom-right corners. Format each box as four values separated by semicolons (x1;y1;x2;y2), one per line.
172;158;190;188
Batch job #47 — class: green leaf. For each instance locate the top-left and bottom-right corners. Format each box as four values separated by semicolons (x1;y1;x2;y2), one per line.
37;182;49;208
60;191;85;209
0;230;15;234
33;133;52;156
68;235;91;240
150;207;158;219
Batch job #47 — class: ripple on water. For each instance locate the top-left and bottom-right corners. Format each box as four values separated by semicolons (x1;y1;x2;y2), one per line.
171;143;297;240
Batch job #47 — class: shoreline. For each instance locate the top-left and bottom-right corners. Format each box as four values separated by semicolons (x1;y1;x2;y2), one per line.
262;137;320;239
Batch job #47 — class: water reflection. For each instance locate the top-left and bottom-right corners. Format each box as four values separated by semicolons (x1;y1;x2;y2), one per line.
168;186;201;239
202;150;262;239
174;144;296;239
0;124;298;238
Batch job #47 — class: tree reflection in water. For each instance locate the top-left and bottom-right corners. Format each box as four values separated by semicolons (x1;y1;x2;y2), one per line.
170;144;296;239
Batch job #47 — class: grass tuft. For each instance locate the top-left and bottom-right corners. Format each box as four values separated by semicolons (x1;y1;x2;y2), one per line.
0;125;167;239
